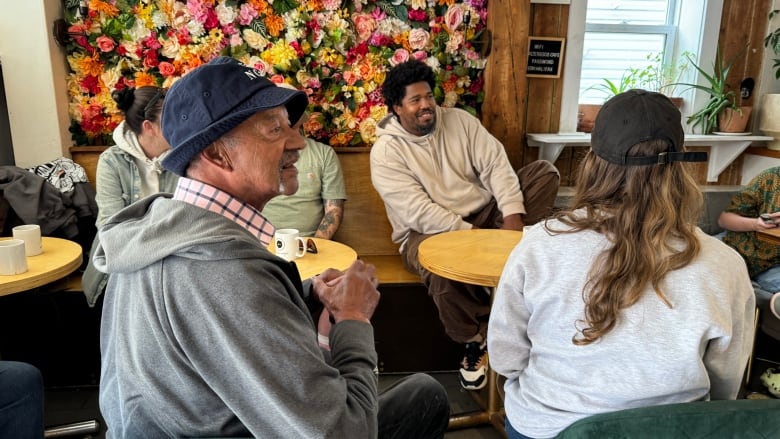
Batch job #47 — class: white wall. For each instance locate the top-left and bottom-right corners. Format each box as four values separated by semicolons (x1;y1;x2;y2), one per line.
0;1;71;168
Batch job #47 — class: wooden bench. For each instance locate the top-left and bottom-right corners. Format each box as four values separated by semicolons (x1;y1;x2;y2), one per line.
70;147;420;286
332;150;422;286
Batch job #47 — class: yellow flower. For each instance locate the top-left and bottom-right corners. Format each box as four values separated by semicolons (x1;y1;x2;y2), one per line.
136;3;154;29
262;41;298;71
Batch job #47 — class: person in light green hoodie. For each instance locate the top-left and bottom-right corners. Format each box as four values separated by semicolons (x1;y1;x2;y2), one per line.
82;86;179;306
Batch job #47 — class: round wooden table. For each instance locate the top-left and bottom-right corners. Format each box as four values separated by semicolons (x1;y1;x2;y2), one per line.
418;229;523;287
271;238;357;279
418;228;523;432
0;237;83;297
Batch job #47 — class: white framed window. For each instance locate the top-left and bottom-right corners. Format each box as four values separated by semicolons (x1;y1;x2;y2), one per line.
558;0;724;133
579;0;677;103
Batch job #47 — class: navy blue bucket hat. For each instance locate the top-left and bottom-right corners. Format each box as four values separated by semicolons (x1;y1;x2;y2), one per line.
161;56;308;176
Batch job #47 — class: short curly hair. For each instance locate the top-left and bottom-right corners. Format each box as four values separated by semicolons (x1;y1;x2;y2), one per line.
381;60;436;116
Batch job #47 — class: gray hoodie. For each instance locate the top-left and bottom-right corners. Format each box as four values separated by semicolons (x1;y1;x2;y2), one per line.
95;194;378;438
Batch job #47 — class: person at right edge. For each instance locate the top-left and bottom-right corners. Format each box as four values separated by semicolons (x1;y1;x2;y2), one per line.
370;60;560;390
488;89;755;438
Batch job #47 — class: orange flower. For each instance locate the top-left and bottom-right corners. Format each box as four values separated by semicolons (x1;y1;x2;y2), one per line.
77;53;105;77
89;0;119;17
304;0;324;11
437;0;456;6
265;14;284;38
247;0;269;13
134;72;158;87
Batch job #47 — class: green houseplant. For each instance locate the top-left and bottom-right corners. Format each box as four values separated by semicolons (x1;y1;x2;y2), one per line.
631;51;693;104
674;46;748;134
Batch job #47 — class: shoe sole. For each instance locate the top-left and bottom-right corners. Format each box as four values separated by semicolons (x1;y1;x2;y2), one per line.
459;366;488;390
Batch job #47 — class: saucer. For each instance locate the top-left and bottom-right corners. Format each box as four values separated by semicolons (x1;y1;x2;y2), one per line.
712;131;751;136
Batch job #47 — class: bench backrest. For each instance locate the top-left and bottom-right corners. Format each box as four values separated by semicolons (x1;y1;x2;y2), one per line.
332;151;399;257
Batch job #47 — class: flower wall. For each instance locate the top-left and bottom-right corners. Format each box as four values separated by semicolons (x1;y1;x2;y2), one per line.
63;0;489;147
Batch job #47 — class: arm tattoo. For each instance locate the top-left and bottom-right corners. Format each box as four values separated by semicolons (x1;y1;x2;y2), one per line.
316;199;345;239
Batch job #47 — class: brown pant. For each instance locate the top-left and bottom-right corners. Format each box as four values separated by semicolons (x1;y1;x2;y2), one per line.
401;160;560;343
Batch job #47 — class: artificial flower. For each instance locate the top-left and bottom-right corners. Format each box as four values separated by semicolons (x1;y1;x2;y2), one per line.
63;0;488;146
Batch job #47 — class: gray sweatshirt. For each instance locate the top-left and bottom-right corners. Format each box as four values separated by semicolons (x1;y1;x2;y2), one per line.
94;194;378;438
488;219;756;438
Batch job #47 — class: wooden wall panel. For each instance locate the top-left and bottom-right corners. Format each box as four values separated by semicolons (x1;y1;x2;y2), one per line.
481;0;530;170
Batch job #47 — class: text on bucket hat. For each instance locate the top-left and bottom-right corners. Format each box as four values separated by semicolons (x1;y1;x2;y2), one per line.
591;89;707;166
160;56;309;176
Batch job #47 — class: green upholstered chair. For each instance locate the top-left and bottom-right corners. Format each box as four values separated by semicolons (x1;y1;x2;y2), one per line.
555;399;780;438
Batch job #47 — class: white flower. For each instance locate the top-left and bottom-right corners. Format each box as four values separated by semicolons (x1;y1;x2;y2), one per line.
242;29;269;50
215;1;237;26
443;90;458;107
186;20;205;38
151;10;169;28
160;37;180;59
127;18;151;41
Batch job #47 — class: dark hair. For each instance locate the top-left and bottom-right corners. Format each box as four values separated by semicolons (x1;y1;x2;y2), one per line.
381;60;436;115
111;86;165;135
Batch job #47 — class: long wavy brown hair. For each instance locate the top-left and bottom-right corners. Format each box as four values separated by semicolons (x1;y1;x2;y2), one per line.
552;139;703;345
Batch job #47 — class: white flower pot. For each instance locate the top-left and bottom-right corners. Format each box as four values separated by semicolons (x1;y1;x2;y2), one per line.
759;93;780;150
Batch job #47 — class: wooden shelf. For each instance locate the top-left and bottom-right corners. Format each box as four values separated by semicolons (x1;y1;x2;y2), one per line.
527;133;774;182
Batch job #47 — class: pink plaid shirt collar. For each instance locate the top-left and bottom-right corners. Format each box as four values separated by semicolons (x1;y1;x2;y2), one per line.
172;177;275;246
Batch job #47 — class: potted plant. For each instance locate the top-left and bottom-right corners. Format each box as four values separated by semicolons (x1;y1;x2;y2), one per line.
577;72;638;132
630;51;694;107
674;46;750;134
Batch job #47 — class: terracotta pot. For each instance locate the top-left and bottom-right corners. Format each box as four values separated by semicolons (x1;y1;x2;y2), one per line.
668;97;684;108
577;104;602;133
717;106;751;133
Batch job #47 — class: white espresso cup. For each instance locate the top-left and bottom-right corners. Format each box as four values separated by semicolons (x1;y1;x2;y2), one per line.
0;239;28;275
13;224;42;256
274;228;306;261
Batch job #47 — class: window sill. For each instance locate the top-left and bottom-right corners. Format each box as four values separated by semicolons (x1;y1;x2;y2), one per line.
526;133;773;182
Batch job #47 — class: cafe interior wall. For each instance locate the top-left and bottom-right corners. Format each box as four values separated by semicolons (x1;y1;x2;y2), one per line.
0;1;72;169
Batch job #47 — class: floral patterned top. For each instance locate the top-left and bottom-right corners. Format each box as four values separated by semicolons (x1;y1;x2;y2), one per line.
722;166;780;277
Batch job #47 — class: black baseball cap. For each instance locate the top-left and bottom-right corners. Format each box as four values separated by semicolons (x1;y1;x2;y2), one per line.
591;89;707;166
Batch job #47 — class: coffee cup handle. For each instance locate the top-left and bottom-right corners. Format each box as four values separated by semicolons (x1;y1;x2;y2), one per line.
295;237;306;257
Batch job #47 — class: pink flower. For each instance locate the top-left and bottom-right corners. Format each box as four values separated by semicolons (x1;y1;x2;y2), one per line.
412;51;428;61
389;48;410;66
238;4;258;26
408;28;429;51
445;5;464;30
353;14;376;43
96;35;116;52
158;61;176;77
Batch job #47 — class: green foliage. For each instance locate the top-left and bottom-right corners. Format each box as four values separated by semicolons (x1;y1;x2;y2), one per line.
630;51;694;96
587;72;638;100
673;46;747;134
764;9;780;80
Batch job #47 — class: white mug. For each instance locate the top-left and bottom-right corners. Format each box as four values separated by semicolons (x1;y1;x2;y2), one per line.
13;224;42;256
274;228;306;261
0;239;27;275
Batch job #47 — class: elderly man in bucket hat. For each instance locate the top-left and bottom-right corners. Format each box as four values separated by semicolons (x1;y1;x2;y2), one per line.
94;56;449;439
